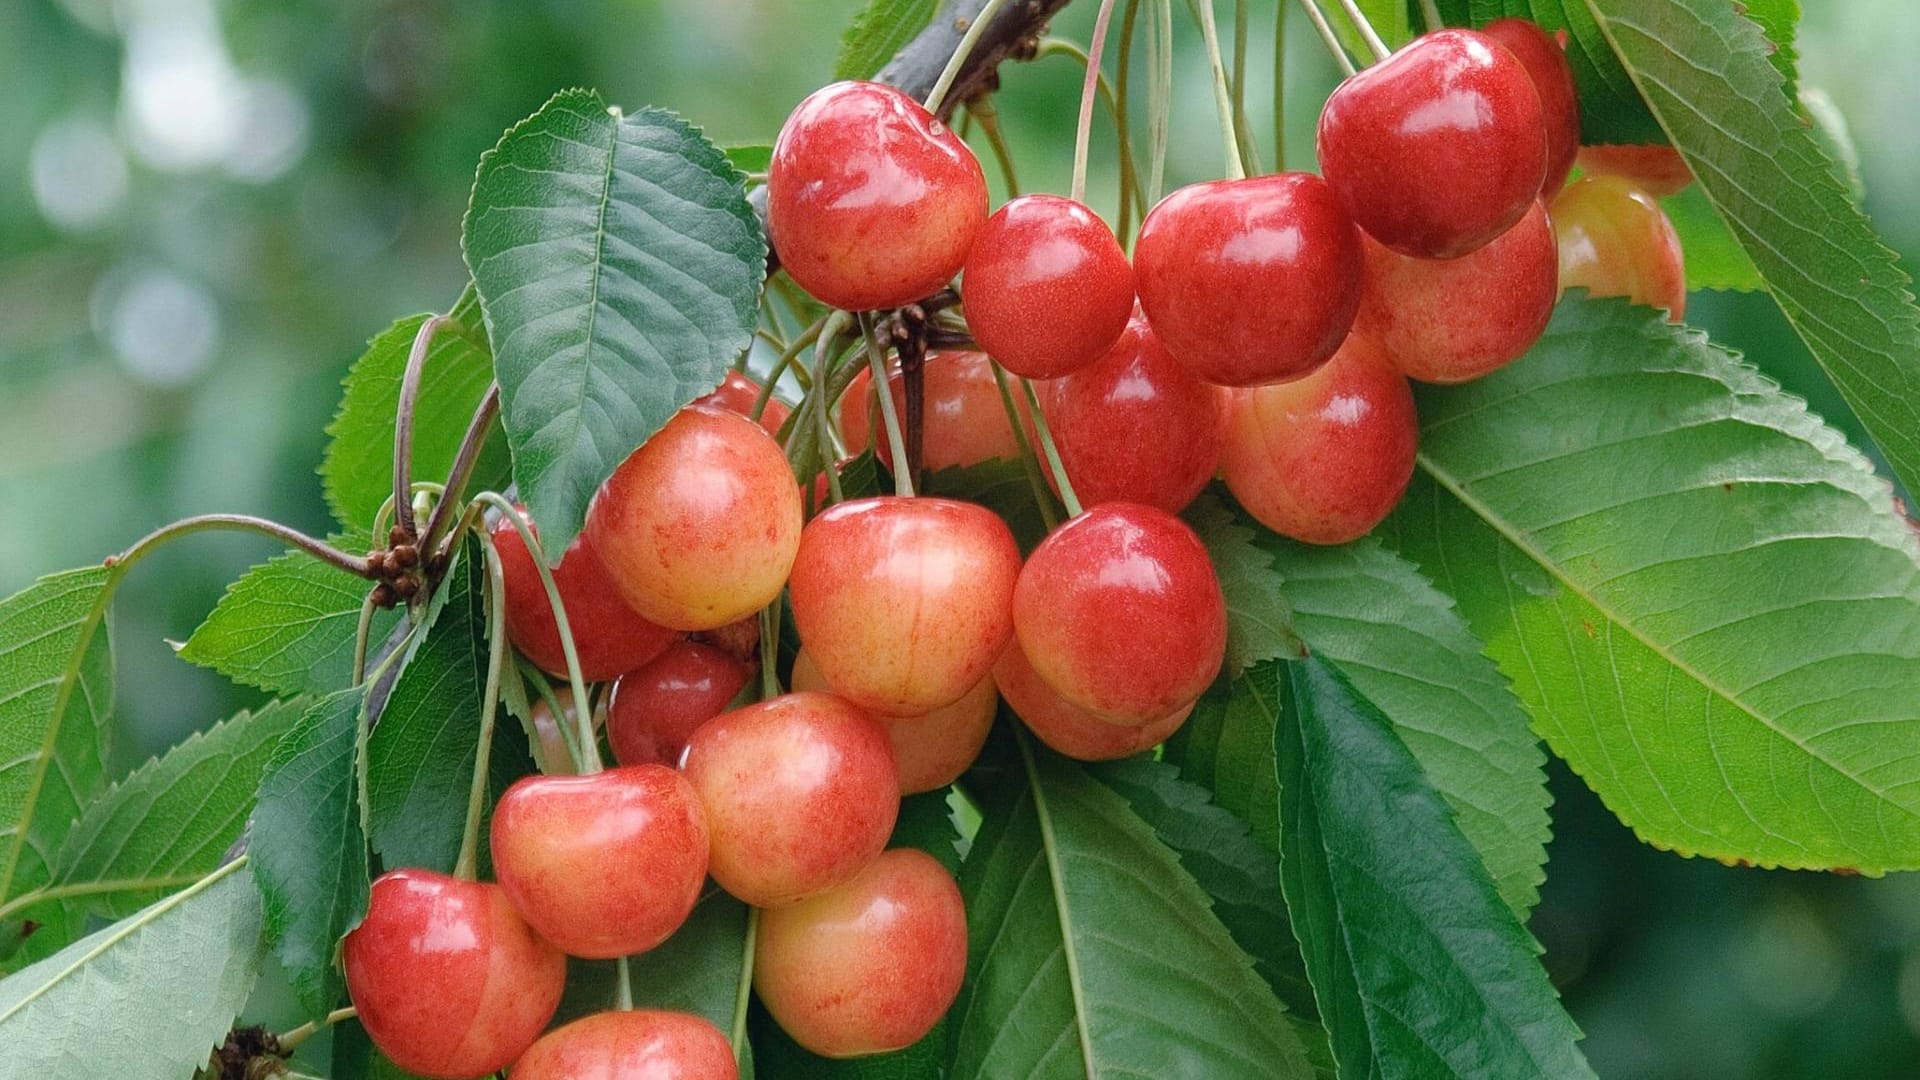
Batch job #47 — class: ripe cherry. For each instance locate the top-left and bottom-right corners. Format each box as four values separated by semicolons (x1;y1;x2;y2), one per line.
607;641;753;768
587;405;803;632
696;370;792;438
1575;143;1693;196
1318;29;1548;258
768;81;988;311
1550;175;1687;320
524;688;601;775
489;765;709;959
1221;333;1419;545
1133;173;1362;386
513;1010;737;1080
492;515;674;682
343;869;564;1079
839;351;1032;471
788;497;1019;716
792;648;996;794
1012;503;1226;725
754;848;966;1059
682;692;900;907
961;194;1134;378
1042;312;1225;513
1354;199;1558;384
995;641;1192;761
1481;18;1580;195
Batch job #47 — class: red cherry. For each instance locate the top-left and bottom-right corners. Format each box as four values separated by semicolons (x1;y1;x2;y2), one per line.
607;642;753;768
754;849;967;1059
696;370;792;438
343;869;564;1079
788;497;1019;717
587;405;803;631
792;648;997;794
1012;503;1226;725
994;641;1191;761
839;351;1034;471
1481;18;1581;195
1574;143;1693;197
768;81;988;311
524;689;602;775
960;194;1134;378
1221;333;1419;545
1354;199;1558;384
1042;312;1226;513
513;1010;738;1080
1133;173;1362;386
682;692;900;907
1318;29;1548;258
489;765;709;959
1550;175;1687;319
492;515;674;682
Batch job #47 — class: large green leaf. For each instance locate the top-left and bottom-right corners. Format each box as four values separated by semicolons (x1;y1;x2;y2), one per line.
179;547;398;700
1385;296;1920;871
1277;657;1593;1079
1188;494;1301;676
463;88;767;555
1163;666;1286;851
834;0;940;80
625;885;756;1077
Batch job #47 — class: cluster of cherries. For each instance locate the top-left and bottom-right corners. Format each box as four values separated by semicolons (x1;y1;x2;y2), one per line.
336;17;1691;1079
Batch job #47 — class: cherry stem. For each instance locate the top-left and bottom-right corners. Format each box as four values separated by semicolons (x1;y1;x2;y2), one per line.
1114;0;1144;240
859;313;915;498
1146;0;1173;204
110;514;376;581
1190;0;1246;180
454;533;511;883
1071;0;1121;206
392;314;453;541
350;590;379;686
814;312;850;505
1232;0;1260;172
1418;0;1442;32
731;907;761;1064
616;956;635;1011
1019;376;1082;517
420;383;501;559
968;99;1021;197
759;599;782;700
1273;0;1287;167
1296;0;1357;76
1336;0;1392;61
924;0;1020;116
988;360;1062;531
754;318;827;423
519;661;584;773
276;1006;358;1055
1040;39;1146;228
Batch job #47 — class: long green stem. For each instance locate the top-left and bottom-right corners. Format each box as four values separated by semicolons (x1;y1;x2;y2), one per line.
814;315;849;505
0;873;209;924
1232;0;1260;172
859;314;914;498
988;361;1061;531
1038;40;1147;230
1274;0;1287;168
518;661;583;773
1020;377;1081;517
759;600;782;700
1418;0;1442;32
350;590;379;687
969;99;1020;197
1071;0;1122;206
1148;0;1173;203
615;956;635;1011
1297;0;1357;75
924;0;1019;116
392;314;453;539
111;514;374;581
731;907;761;1063
1336;0;1391;61
1190;0;1247;179
454;534;511;882
277;1007;358;1054
1114;0;1144;240
754;317;827;424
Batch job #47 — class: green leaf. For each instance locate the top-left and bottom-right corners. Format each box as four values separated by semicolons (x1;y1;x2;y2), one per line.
1385;295;1920;872
948;733;1316;1079
464;88;767;555
1662;184;1762;293
179;547;398;700
921;458;1054;553
1277;656;1593;1079
333;1020;436;1080
1163;666;1286;851
834;0;940;80
723;144;774;175
0;859;264;1080
622;884;756;1077
1188;493;1301;677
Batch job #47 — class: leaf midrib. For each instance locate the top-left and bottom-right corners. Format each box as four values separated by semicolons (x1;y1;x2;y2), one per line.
1017;732;1099;1077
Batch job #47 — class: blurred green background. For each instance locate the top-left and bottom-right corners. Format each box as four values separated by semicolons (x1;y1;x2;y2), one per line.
3;1;1917;1075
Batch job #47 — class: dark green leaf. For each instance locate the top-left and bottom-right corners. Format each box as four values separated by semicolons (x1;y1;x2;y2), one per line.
1188;492;1301;677
1163;665;1286;851
179;547;398;700
921;458;1053;553
332;1020;435;1080
834;0;940;80
626;886;755;1036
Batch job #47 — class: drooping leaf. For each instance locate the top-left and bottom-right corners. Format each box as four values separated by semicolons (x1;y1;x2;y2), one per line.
179;547;398;700
1187;493;1301;676
464;88;767;556
834;0;940;80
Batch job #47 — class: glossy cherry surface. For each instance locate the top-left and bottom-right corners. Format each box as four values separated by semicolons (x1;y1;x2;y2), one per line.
1551;175;1687;320
1575;143;1693;196
513;1010;738;1080
839;351;1032;471
994;642;1191;761
607;641;753;768
1481;18;1580;194
792;648;996;794
696;370;792;438
492;516;674;682
961;194;1134;378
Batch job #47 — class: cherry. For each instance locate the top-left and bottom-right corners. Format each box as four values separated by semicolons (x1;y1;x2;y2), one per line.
587;405;803;632
754;848;966;1059
491;514;674;682
767;81;988;311
1318;28;1548;259
994;641;1191;761
960;194;1134;378
696;370;792;438
607;641;753;768
343;869;564;1079
1133;173;1362;386
1575;143;1693;196
839;351;1032;471
1042;312;1225;514
1220;333;1419;545
1550;175;1687;320
788;497;1019;717
489;765;709;959
1481;18;1580;195
792;648;996;794
1353;199;1558;384
513;1010;737;1080
524;688;602;775
681;691;900;907
1012;503;1226;725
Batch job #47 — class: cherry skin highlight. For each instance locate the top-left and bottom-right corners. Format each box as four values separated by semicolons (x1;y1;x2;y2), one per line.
994;641;1192;761
1575;143;1693;196
1551;175;1688;320
839;351;1033;471
607;641;753;768
1481;18;1581;195
587;405;803;631
681;691;900;907
792;647;996;794
1221;333;1420;545
696;369;792;438
788;497;1020;716
1354;199;1558;384
1318;28;1548;258
1012;503;1226;725
1133;173;1362;386
489;765;709;959
343;869;564;1079
491;514;674;682
512;1010;738;1080
754;848;967;1059
768;81;988;311
961;194;1134;378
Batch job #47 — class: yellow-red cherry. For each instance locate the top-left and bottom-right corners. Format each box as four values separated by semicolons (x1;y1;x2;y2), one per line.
1575;143;1693;197
995;641;1192;761
491;514;674;682
1550;175;1687;320
961;194;1134;378
792;648;996;794
513;1010;738;1080
839;351;1034;471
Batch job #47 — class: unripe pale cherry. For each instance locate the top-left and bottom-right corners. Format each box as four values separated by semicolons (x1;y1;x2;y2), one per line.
343;870;564;1079
754;849;967;1059
1318;29;1548;258
961;194;1134;378
607;641;753;768
788;497;1020;716
768;81;988;311
513;1010;738;1080
587;405;803;631
1481;18;1581;195
1575;143;1693;196
1012;503;1226;725
696;369;792;438
491;515;674;682
994;641;1192;761
1133;173;1362;386
1354;200;1558;384
1221;334;1419;545
1550;175;1688;320
839;351;1033;471
489;765;709;959
524;689;603;775
792;647;996;794
682;691;900;907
